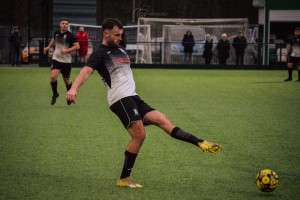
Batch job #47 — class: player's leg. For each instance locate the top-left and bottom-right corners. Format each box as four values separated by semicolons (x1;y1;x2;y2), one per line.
61;63;72;89
296;61;300;82
285;56;293;81
116;120;145;188
62;76;72;90
50;62;60;105
144;110;221;153
110;97;145;188
285;62;293;81
61;63;73;105
126;121;146;154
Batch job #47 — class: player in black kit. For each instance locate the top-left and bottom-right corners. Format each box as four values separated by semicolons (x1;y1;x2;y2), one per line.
66;18;221;188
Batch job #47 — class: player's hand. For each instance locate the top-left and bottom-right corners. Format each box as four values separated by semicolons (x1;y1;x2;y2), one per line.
43;47;49;54
60;49;67;55
66;89;77;104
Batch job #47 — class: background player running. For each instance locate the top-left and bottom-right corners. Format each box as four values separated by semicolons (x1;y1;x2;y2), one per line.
66;18;221;188
44;18;80;105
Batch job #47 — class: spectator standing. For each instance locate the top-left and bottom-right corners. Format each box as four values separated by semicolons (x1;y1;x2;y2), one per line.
217;33;230;65
285;27;300;82
233;31;247;65
9;27;22;66
75;26;89;63
182;30;195;64
203;34;214;65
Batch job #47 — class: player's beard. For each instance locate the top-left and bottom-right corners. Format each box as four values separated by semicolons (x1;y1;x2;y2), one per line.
107;39;119;47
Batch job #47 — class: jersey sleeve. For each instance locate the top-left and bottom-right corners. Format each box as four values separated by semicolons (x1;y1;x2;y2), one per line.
69;32;78;44
86;49;103;70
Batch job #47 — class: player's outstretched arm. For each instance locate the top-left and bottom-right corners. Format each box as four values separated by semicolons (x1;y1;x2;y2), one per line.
66;66;93;103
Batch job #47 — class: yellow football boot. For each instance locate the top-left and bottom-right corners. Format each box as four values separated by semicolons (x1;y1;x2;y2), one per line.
116;176;143;188
198;141;221;153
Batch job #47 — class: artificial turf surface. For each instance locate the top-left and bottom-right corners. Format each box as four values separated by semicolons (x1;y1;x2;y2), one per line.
0;67;299;199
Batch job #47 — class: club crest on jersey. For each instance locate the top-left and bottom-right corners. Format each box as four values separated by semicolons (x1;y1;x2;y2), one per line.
133;108;139;116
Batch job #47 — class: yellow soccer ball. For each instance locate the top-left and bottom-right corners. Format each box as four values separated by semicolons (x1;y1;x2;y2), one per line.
255;169;279;192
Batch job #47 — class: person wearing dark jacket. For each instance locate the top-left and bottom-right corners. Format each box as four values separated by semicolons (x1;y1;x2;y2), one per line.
203;34;214;65
182;30;195;64
9;27;22;66
217;33;230;65
233;31;247;65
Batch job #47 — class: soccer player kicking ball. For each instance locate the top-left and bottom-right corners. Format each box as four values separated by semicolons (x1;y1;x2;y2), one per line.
44;18;79;105
66;18;221;188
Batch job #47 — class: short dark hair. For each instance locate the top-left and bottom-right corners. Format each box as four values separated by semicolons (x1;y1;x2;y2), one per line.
60;18;69;23
101;18;123;31
295;27;300;31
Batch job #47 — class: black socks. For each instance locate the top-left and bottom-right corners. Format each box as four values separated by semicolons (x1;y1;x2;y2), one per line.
170;127;203;146
51;81;72;95
120;151;137;179
119;128;203;179
66;82;72;91
287;68;300;80
288;68;293;79
50;81;58;95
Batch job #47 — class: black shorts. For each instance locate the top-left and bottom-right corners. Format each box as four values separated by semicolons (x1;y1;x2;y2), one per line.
110;95;155;129
51;59;72;78
288;56;300;65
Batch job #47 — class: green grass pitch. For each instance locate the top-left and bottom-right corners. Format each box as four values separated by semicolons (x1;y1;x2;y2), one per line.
0;67;299;199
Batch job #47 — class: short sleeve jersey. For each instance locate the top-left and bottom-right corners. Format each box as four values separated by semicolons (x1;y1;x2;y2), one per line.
52;30;77;63
290;36;300;57
86;44;137;106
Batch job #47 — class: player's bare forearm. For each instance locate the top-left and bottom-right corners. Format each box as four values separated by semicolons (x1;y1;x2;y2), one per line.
66;66;93;103
44;38;55;54
47;38;55;48
73;66;92;90
62;42;80;54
